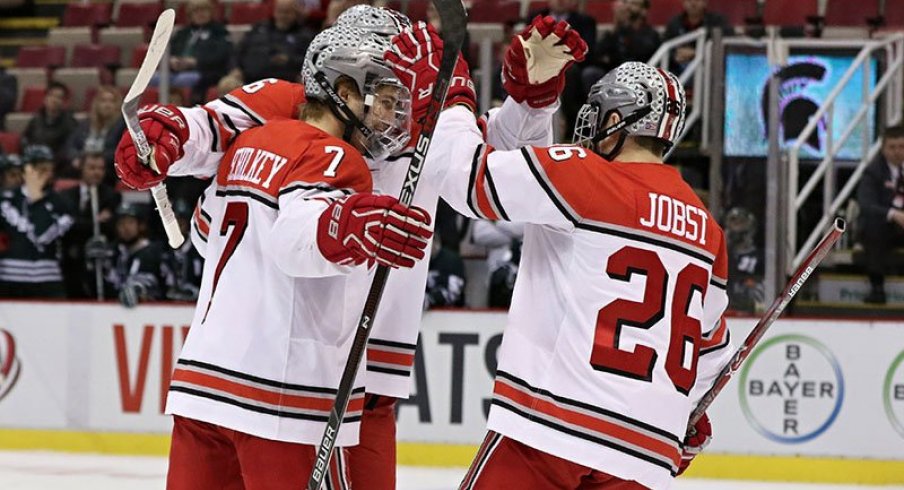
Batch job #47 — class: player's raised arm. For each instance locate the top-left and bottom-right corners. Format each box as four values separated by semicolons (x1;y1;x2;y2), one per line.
385;20;588;226
482;16;588;150
114;79;305;189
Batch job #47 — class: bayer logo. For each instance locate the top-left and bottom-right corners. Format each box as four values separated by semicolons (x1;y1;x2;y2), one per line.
884;351;904;439
738;334;844;444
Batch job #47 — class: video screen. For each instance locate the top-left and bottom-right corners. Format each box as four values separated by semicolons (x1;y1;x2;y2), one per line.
723;52;878;160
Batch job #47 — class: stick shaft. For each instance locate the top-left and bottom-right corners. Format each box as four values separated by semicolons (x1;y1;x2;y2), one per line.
306;2;467;488
687;218;846;431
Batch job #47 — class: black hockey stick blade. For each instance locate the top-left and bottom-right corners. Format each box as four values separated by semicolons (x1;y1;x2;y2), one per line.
306;2;467;489
687;218;845;433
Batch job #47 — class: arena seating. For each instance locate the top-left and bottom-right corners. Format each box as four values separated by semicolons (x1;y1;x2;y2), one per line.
71;44;122;70
15;46;66;69
98;27;146;67
19;87;45;113
47;27;95;65
115;2;163;28
52;68;101;110
228;3;270;25
763;0;818;26
0;132;21;154
62;3;113;28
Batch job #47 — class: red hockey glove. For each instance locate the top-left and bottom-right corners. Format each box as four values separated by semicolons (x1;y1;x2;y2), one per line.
114;104;189;190
317;193;433;269
385;21;476;135
677;412;712;476
502;15;588;108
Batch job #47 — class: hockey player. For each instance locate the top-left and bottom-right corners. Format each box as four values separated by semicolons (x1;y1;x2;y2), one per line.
386;25;733;489
122;24;435;489
102;202;172;307
113;7;586;489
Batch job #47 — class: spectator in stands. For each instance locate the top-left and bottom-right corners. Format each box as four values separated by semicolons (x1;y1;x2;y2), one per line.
0;153;23;190
664;0;734;72
471;220;523;308
103;203;172;307
60;146;121;298
164;199;204;302
64;86;123;178
167;0;232;104
857;125;904;304
0;67;16;131
0;144;74;298
235;0;315;83
425;236;466;309
21;81;78;166
589;0;661;74
724;207;764;312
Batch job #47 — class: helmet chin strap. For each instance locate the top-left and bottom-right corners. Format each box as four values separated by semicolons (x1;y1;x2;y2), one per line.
592;106;653;161
313;72;377;155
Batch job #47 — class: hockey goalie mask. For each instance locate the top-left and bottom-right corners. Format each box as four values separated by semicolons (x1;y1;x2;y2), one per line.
303;26;413;159
574;62;686;158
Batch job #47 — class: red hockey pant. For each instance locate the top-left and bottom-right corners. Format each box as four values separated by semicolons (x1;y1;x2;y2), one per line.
347;394;397;490
166;415;351;490
459;431;651;490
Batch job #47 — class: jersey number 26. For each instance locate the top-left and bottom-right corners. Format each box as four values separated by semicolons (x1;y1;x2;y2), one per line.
591;246;709;395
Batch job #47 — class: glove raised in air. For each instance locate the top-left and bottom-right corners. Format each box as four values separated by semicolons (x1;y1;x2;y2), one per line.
503;15;588;108
385;21;477;129
114;104;190;190
317;193;433;269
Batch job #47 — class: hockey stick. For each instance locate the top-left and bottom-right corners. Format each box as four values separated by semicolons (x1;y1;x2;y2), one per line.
687;217;846;432
121;9;184;249
306;1;467;488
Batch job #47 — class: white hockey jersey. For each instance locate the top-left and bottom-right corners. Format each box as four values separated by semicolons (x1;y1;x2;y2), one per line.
165;118;373;447
170;79;557;398
431;107;734;490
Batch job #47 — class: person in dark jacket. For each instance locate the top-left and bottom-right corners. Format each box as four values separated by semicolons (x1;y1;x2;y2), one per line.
0;67;17;131
0;153;23;190
167;0;232;103
59;148;121;298
592;0;661;74
0;144;74;298
21;81;78;167
102;203;173;307
664;0;734;73
425;236;466;309
857;125;904;304
235;0;315;83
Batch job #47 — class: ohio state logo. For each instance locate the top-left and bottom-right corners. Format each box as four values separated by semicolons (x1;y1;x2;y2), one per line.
0;328;21;402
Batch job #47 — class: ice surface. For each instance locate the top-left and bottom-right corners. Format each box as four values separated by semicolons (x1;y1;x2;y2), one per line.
0;451;899;490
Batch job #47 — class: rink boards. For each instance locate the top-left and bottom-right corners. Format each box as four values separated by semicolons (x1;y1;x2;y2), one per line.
0;302;902;484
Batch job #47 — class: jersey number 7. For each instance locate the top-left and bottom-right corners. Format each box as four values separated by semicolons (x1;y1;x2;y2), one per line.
591;246;709;395
202;201;249;323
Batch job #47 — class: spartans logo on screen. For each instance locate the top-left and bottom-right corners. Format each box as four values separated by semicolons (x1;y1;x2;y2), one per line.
739;334;844;443
761;60;827;153
0;328;21;402
884;351;904;439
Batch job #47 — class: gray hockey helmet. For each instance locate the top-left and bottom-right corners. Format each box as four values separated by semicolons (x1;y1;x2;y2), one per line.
335;4;411;37
574;62;686;157
302;24;411;160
